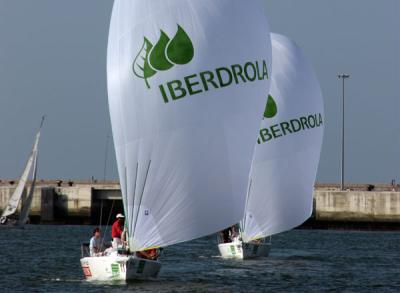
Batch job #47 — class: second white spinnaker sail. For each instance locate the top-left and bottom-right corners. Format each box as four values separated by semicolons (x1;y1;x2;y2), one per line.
108;0;272;251
242;33;324;242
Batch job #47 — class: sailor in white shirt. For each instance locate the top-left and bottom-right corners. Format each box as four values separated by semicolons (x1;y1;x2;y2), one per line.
89;227;102;256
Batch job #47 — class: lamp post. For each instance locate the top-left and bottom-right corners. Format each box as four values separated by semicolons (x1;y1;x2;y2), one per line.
338;74;350;191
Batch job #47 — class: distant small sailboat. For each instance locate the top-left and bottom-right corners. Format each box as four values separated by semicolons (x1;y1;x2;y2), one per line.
0;116;44;227
81;0;272;281
218;33;325;259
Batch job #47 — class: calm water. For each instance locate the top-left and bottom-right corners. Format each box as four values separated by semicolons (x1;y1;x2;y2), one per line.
0;225;399;292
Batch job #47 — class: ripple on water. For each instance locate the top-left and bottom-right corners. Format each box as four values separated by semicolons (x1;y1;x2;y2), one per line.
0;226;399;292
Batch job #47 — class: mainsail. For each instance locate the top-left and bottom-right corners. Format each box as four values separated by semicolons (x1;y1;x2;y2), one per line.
1;119;42;222
18;147;39;226
242;34;325;242
107;0;272;251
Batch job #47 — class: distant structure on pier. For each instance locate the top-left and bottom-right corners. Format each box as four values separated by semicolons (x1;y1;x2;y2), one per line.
0;180;399;227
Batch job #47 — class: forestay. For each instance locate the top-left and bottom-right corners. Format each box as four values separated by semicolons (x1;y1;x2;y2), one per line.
242;33;324;242
107;0;272;251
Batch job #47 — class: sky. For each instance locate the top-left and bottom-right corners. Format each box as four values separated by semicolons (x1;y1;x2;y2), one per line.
0;0;399;184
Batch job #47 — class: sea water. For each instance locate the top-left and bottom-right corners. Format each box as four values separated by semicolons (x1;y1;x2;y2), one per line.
0;225;399;292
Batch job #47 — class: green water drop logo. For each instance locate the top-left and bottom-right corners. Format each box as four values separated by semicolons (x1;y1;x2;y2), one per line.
166;25;194;65
132;25;194;89
263;95;278;119
149;30;174;71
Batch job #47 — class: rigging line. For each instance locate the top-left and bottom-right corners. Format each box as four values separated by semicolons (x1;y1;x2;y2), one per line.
103;134;110;181
100;199;115;247
99;200;104;230
129;163;138;239
122;166;130;242
99;134;110;230
132;160;151;244
123;166;129;221
125;162;139;237
242;179;253;233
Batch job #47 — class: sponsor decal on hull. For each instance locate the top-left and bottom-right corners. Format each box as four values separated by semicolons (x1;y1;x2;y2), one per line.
82;266;92;278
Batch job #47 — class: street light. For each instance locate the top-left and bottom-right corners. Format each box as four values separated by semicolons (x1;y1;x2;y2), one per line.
338;74;350;191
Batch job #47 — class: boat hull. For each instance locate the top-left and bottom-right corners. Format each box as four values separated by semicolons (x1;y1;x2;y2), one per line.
0;219;22;228
80;255;161;281
218;241;271;259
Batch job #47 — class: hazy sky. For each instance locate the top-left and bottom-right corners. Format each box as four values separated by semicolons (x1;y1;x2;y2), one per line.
0;0;399;183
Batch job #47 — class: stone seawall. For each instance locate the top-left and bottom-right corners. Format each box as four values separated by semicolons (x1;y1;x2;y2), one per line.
0;180;119;224
315;191;400;222
0;180;399;225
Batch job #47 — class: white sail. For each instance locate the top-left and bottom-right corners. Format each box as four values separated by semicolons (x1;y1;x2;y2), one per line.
1;130;41;219
107;1;128;218
18;151;38;226
107;0;272;251
242;33;324;242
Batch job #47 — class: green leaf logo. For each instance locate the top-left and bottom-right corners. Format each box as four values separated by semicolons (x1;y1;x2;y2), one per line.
132;38;157;89
263;95;278;119
132;25;194;89
149;30;174;71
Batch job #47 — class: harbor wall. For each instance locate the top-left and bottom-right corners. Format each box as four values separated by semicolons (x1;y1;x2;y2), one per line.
0;180;399;225
315;191;400;222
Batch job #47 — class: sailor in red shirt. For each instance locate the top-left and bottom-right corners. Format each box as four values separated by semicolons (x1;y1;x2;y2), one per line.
111;213;124;248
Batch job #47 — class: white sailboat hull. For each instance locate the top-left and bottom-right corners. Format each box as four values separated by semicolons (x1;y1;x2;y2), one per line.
80;254;161;281
218;241;271;260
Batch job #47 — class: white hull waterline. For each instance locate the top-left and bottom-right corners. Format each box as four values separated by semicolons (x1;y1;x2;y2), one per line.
80;253;161;281
218;240;271;260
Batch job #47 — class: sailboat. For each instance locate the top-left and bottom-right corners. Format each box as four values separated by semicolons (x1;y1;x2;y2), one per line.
80;0;272;281
0;116;44;227
218;33;325;259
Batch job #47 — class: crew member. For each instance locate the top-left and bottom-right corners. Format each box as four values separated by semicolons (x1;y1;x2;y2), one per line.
220;228;230;243
90;227;102;256
112;213;125;248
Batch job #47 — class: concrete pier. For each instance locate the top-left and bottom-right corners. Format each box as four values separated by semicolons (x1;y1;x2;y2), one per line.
0;180;399;226
314;192;400;222
0;180;121;224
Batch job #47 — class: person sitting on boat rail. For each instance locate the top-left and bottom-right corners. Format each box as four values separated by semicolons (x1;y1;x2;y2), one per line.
112;213;125;248
90;227;102;256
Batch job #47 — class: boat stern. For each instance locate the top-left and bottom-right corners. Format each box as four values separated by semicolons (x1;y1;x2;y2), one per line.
80;255;161;281
242;242;271;259
218;242;244;259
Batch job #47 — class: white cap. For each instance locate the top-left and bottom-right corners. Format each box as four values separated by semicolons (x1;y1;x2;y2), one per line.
116;213;125;219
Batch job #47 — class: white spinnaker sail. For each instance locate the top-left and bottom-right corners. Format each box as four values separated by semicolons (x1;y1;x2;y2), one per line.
1;131;41;219
107;1;128;218
242;33;324;242
107;0;272;251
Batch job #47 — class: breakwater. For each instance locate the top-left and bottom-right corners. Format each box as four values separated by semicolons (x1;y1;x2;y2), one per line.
0;180;399;227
